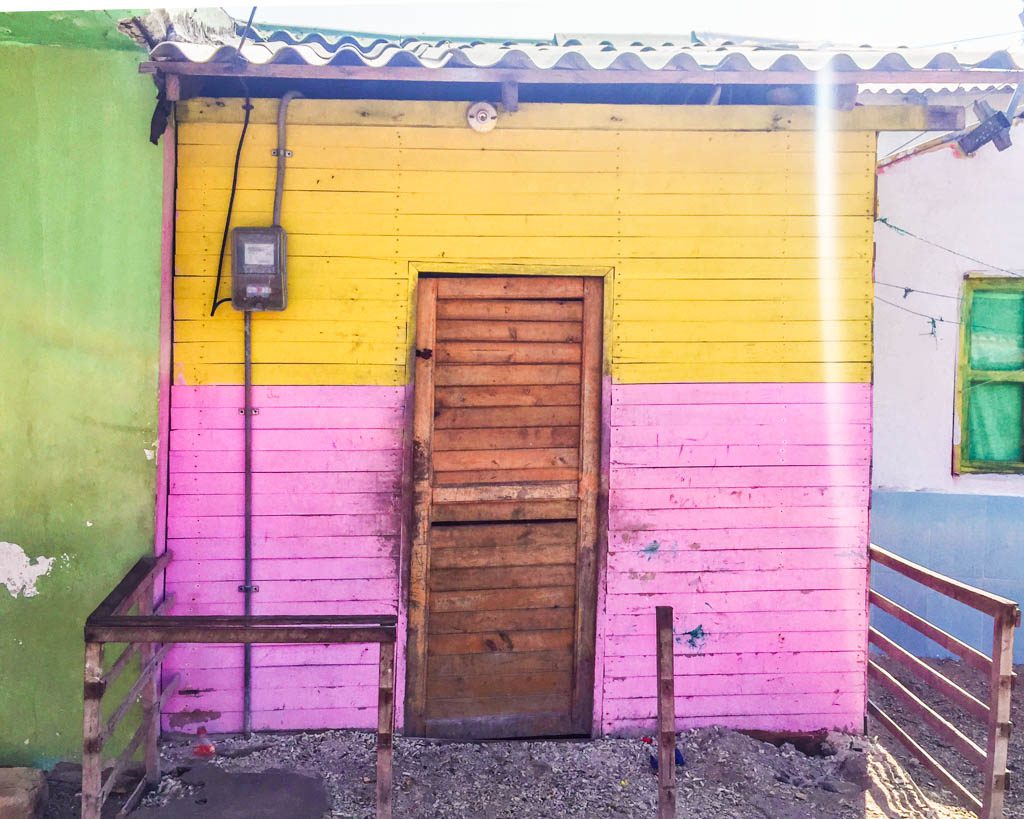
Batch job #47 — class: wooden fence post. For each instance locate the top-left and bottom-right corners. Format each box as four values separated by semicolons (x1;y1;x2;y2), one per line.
656;606;676;819
982;608;1017;819
376;639;396;819
139;577;161;788
82;641;104;819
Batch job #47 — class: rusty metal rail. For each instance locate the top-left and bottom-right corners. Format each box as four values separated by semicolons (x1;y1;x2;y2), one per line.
869;544;1021;819
82;552;397;819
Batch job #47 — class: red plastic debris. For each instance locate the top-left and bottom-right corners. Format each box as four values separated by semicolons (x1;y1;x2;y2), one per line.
193;726;216;758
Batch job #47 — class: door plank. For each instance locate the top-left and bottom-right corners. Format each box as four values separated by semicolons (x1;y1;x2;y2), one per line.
427;629;575;656
572;277;603;733
428;608;575;634
429;565;576;592
436;299;584;322
434;406;580;430
431;542;577;570
436;341;582;365
436;320;583;343
433;426;580;451
426;670;572;698
430;587;576;615
431;499;578;522
432;482;578;505
434;466;580;485
428;649;574;677
430;521;578;550
406;278;438;737
425;692;573;720
436;276;585;299
434;384;580;408
434;363;582;386
431;448;579;472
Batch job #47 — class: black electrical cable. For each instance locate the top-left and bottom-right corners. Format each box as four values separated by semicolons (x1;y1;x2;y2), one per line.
210;87;254;316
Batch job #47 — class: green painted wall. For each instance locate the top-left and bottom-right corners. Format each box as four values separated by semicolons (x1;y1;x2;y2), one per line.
0;10;145;49
0;34;162;766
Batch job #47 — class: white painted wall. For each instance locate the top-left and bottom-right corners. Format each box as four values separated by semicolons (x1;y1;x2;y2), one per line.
873;121;1024;495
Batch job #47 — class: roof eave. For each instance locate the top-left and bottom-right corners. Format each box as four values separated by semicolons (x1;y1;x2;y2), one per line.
140;60;1024;88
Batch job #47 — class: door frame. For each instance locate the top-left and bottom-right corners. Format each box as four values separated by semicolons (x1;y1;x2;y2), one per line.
402;264;612;737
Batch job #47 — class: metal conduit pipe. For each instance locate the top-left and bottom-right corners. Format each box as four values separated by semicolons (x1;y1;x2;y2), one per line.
243;89;302;736
273;90;302;227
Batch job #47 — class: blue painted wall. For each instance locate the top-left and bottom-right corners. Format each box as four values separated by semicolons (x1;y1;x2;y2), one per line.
870;490;1024;662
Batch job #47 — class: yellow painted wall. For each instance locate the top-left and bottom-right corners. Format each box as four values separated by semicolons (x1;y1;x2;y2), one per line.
173;99;877;386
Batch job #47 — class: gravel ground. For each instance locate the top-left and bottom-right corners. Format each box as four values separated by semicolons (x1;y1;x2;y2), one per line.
43;665;1010;819
869;657;1024;818
102;726;959;819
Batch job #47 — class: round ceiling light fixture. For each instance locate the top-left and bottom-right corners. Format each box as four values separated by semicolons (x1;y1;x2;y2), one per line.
467;102;498;133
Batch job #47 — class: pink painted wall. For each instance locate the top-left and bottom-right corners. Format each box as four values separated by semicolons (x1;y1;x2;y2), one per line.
162;385;403;732
600;382;871;735
161;380;871;736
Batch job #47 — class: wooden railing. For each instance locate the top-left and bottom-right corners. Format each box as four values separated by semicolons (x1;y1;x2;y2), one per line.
82;552;397;819
869;544;1021;819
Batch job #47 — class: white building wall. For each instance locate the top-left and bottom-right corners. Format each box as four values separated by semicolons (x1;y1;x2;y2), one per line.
874;124;1024;497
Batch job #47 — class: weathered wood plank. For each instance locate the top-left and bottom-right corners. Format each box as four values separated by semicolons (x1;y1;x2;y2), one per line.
434;363;582;386
436;276;584;299
437;299;583;322
430;586;575;613
434;384;580;408
437;341;581;364
432;499;578;522
432;447;579;472
434;406;580;429
433;426;579;451
436;320;582;343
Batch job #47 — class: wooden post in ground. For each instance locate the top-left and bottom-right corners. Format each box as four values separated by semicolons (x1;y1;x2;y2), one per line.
656;606;677;819
982;607;1018;819
139;577;162;787
82;641;104;819
376;638;396;819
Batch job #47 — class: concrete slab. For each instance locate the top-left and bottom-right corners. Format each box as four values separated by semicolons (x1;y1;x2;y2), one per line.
0;767;48;818
130;764;329;819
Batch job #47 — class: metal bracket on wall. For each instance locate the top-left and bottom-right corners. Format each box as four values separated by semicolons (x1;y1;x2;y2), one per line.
271;149;293;157
238;584;260;593
238;408;259;414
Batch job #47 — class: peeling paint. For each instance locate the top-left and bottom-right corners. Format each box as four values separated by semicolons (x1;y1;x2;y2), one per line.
168;709;222;729
641;540;661;560
0;542;55;598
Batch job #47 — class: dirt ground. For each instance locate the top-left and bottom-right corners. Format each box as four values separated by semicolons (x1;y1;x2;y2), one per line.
46;725;976;819
41;657;1014;818
869;658;1024;818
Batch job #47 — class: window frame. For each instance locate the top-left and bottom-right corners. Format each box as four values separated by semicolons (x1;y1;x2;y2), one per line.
955;276;1024;474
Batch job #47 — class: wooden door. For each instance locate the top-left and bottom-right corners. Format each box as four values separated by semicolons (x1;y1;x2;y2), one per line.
406;275;602;739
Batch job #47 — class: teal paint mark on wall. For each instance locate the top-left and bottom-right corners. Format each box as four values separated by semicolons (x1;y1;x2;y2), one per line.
0;10;146;50
0;42;161;765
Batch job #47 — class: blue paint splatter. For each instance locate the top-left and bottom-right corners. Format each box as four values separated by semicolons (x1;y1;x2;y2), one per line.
642;541;661;560
674;624;708;650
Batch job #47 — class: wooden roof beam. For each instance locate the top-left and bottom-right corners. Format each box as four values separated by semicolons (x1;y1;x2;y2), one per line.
139;60;1024;88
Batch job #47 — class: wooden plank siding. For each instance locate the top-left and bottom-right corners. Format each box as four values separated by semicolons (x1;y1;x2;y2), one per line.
173;98;875;387
602;381;871;734
164;97;876;737
161;385;402;733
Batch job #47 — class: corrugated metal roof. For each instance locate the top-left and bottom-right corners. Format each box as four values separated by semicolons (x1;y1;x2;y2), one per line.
147;20;1024;78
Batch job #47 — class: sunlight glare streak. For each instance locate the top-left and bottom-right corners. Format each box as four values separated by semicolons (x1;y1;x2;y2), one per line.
814;64;852;491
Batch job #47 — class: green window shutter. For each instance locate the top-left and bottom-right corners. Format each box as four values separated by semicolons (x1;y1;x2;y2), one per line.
968;291;1024;370
959;279;1024;472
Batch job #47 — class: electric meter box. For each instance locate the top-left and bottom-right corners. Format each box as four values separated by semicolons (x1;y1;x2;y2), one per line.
231;226;287;311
